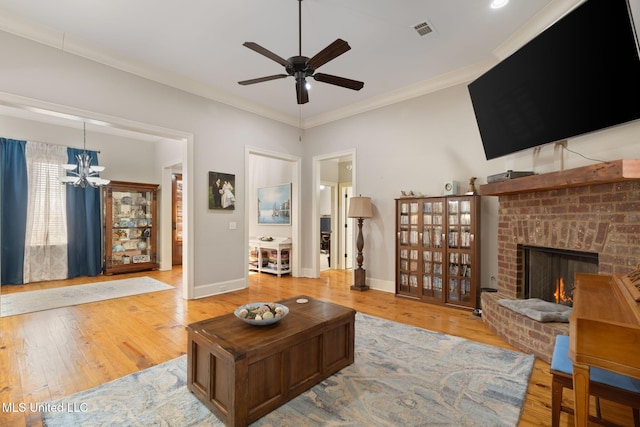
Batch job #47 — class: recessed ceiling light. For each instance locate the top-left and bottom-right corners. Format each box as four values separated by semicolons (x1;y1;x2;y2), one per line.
490;0;509;9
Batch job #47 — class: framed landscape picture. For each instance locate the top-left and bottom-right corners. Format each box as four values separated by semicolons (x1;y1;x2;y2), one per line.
257;183;291;225
209;171;235;210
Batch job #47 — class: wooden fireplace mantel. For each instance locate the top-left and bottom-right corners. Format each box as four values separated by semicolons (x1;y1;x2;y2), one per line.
479;159;640;196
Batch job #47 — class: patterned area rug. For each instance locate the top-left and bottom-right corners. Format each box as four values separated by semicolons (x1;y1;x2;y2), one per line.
0;277;173;317
42;313;534;426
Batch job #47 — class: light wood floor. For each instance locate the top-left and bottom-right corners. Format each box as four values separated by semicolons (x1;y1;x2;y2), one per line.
1;268;633;427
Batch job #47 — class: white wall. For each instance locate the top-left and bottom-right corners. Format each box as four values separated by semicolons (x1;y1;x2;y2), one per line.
319;187;331;216
320;160;339;182
248;155;294;240
0;115;157;182
302;83;640;291
0;30;303;297
2;28;639;295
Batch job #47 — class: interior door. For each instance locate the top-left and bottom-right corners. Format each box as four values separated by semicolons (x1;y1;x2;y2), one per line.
319;183;335;271
340;184;353;269
172;173;183;265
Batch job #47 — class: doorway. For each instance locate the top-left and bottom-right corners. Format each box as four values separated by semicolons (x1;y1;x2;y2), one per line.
171;173;183;265
340;183;353;270
313;150;355;278
319;182;336;271
0;93;194;299
244;147;301;279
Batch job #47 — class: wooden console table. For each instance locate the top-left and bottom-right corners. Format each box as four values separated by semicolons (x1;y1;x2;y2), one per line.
186;296;355;426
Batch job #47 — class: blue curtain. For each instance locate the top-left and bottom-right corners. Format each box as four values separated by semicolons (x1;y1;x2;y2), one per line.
66;148;103;278
1;139;28;284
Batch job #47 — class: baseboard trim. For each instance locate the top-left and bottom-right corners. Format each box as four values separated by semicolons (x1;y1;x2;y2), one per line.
190;275;394;298
367;277;394;293
192;278;246;299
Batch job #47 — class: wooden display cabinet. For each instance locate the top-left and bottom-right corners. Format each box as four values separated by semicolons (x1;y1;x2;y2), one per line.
396;195;481;309
104;181;159;274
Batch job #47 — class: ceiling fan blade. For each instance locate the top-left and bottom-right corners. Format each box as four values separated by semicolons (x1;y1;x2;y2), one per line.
296;79;309;104
307;39;351;69
313;73;364;91
242;42;290;67
238;74;289;85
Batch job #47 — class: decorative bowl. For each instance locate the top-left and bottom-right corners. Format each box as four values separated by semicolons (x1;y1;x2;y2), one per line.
234;302;289;326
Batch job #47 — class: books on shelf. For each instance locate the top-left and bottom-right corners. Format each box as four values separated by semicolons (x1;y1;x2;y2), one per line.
249;249;269;267
248;239;291;275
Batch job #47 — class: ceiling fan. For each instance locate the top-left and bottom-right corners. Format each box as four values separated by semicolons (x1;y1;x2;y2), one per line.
238;0;364;104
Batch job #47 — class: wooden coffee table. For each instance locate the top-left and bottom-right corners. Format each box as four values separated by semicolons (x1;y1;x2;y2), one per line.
186;296;355;427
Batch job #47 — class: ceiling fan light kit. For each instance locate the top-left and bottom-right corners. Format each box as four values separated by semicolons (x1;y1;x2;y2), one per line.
238;0;364;104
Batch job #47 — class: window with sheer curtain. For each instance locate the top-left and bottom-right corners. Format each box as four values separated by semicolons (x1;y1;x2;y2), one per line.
24;142;69;283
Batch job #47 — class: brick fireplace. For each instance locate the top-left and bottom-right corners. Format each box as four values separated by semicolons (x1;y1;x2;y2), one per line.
479;160;640;362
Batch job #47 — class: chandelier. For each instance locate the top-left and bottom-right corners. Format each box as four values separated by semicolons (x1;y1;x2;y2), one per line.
60;123;110;188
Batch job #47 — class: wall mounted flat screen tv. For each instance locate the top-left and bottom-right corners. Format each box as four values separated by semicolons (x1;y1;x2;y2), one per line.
468;0;640;161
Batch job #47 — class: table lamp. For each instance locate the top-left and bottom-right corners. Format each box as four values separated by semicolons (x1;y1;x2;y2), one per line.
348;196;373;291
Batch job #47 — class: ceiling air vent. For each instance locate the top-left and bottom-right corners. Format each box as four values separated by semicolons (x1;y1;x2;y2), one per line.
413;21;433;37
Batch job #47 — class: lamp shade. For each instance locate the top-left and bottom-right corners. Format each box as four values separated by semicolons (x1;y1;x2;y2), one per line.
348;196;373;219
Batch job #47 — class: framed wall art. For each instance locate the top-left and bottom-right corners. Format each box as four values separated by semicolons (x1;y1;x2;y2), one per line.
209;171;235;210
257;183;291;225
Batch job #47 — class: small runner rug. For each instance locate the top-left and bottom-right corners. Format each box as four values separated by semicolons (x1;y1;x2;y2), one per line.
42;313;535;427
1;277;173;317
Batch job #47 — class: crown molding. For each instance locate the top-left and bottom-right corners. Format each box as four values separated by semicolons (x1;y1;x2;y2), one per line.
0;90;192;141
0;1;579;131
61;34;303;128
0;9;301;128
0;9;63;49
303;61;494;129
300;0;585;129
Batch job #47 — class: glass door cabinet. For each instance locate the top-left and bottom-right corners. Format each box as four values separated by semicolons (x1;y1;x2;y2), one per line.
396;195;480;309
104;181;159;274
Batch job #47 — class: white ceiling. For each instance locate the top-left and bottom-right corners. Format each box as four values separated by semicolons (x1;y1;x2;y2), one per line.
0;0;583;130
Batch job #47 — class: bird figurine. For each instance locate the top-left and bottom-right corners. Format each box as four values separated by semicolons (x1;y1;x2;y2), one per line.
467;177;478;195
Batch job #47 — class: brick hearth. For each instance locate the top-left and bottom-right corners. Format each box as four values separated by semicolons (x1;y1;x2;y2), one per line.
480;160;640;362
481;292;568;363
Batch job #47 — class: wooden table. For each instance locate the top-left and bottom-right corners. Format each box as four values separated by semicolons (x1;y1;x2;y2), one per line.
186;296;355;427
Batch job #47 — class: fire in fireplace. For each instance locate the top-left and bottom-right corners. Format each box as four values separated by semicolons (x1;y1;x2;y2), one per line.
554;277;572;305
522;245;598;307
